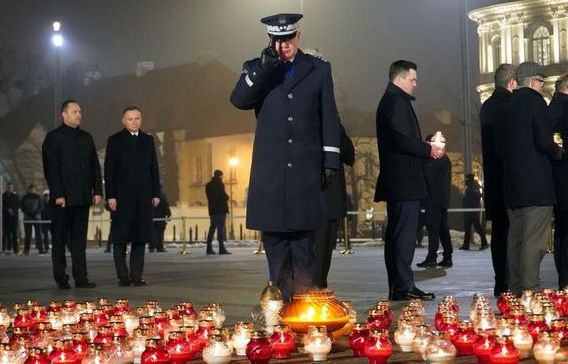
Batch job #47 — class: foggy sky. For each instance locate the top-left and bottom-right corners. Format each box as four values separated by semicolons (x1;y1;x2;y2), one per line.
0;0;501;117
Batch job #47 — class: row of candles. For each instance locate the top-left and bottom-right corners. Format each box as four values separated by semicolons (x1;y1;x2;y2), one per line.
349;288;568;363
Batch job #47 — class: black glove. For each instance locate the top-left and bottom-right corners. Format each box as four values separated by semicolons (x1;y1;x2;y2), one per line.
322;168;338;188
260;39;280;71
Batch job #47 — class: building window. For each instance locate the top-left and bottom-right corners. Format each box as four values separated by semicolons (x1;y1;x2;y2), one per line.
532;26;551;65
491;35;501;70
561;29;567;61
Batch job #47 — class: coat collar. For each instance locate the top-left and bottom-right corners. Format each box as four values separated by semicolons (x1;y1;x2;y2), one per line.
282;49;315;93
492;87;513;97
385;82;416;101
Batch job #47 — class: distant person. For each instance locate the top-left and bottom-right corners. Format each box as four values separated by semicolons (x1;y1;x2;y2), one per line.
205;170;231;255
2;183;20;255
480;63;516;296
151;191;171;253
548;73;568;289
104;106;161;287
417;134;453;268
460;174;489;251
498;62;563;294
42;99;103;289
20;184;44;255
40;190;51;254
312;122;355;289
374;60;443;301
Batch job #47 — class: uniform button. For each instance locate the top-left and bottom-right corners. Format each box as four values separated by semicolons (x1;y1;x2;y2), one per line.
288;116;294;121
288;139;293;144
252;71;257;76
288;93;293;99
287;162;293;168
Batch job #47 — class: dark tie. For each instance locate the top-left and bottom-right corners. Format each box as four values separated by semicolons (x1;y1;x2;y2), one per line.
284;62;294;77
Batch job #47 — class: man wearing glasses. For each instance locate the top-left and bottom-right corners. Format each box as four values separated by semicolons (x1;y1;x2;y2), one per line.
230;13;340;300
498;61;563;294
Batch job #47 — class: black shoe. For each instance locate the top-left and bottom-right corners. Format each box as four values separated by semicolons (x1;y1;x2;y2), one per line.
156;249;167;253
75;281;97;289
416;259;437;268
438;258;453;268
104;249;111;253
479;244;489;251
133;280;148;287
219;250;232;255
58;282;71;290
459;246;470;250
119;280;131;287
206;250;216;255
391;287;436;301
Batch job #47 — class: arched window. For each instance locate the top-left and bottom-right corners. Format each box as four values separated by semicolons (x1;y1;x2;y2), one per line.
491;36;501;69
532;26;551;65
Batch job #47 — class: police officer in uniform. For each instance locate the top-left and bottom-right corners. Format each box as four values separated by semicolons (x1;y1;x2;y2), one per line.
230;13;340;300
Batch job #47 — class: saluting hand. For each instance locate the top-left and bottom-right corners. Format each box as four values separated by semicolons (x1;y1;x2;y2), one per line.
107;198;117;212
93;195;102;206
152;197;160;207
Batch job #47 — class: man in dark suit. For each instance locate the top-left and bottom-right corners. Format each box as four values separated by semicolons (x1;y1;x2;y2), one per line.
479;63;516;296
460;174;489;250
499;62;563;294
42;99;102;289
375;60;444;301
150;191;171;253
104;106;161;287
549;73;568;289
312;122;355;289
416;134;453;268
20;184;44;255
205;170;231;255
230;13;340;300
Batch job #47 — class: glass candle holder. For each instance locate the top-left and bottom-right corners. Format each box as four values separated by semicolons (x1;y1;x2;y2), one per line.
533;332;560;364
24;347;49;364
348;323;369;357
488;335;520;364
472;328;496;364
394;320;415;352
165;330;197;363
82;343;110;364
48;339;78;364
245;331;272;364
202;334;233;364
231;322;253;356
424;332;457;364
451;320;478;356
303;325;332;362
109;334;135;364
364;329;393;364
511;324;533;359
528;314;548;342
270;324;296;359
141;338;170;364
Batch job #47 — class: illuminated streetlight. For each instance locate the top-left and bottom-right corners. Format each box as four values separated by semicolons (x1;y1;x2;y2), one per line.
228;156;239;240
51;20;64;129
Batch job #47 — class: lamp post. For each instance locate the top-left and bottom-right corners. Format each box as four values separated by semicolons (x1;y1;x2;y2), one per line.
228;156;239;241
51;21;64;129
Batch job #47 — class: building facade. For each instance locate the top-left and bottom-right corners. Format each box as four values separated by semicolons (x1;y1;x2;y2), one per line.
469;0;568;102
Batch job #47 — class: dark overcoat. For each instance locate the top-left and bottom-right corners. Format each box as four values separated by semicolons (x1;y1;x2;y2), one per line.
549;92;568;211
374;83;431;202
42;124;102;206
323;123;355;220
480;87;512;220
104;129;160;243
230;49;340;232
423;155;451;209
497;87;561;209
205;177;229;216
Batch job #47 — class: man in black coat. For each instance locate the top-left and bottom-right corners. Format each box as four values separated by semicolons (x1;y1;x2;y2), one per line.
312;122;355;289
416;134;453;269
498;62;563;294
479;63;516;296
20;184;44;255
40;190;51;254
205;170;231;255
42;99;102;289
2;183;19;254
460;174;489;250
230;13;340;300
104;106;161;287
375;60;444;301
549;73;568;289
150;191;171;253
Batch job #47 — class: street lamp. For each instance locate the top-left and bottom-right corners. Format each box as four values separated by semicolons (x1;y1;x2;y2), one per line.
51;21;64;129
228;156;240;240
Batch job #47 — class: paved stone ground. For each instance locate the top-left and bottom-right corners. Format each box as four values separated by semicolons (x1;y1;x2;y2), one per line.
0;242;553;363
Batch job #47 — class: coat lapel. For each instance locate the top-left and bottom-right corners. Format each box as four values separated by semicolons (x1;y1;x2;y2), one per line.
282;50;314;93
